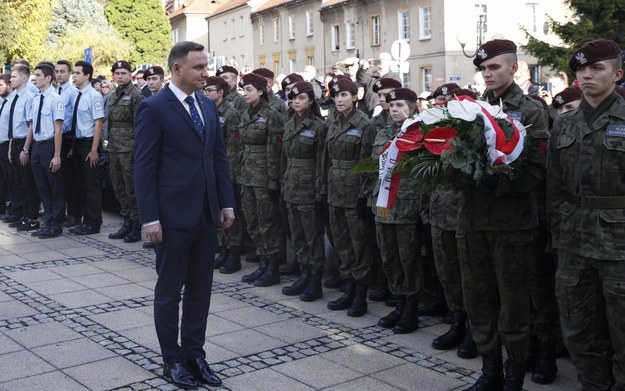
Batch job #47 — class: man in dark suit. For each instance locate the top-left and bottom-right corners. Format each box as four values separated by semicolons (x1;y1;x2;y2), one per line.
134;41;235;389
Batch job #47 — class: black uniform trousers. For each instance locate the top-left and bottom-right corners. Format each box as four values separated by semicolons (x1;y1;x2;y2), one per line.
10;138;40;220
61;135;81;219
153;200;217;364
72;137;102;227
0;141;13;214
30;140;65;228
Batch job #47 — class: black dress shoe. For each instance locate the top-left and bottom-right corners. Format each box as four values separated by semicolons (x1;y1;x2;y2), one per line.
62;216;80;228
2;214;20;223
31;226;48;236
163;362;199;389
8;217;26;228
186;358;222;387
70;224;100;235
38;227;62;239
142;241;156;249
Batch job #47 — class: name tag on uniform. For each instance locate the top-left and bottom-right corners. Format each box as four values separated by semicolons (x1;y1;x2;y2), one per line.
346;129;363;137
607;125;625;137
506;111;523;122
255;117;267;124
300;130;316;138
122;95;131;101
219;116;225;124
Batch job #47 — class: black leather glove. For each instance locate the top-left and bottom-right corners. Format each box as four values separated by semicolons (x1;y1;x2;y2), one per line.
268;188;281;203
356;197;369;219
315;195;328;219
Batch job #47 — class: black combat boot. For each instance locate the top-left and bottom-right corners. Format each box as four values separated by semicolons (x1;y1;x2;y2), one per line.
254;258;280;287
432;311;467;350
282;266;311;296
457;321;478;359
393;295;419;334
327;280;355;310
525;333;540;371
219;248;241;274
417;297;449;316
123;220;142;243
369;286;391;302
241;257;267;283
347;283;368;317
109;217;132;239
378;296;405;328
503;359;525;391
463;354;504;391
279;260;300;276
531;338;557;384
214;249;229;269
300;268;323;302
323;275;344;289
246;254;260;263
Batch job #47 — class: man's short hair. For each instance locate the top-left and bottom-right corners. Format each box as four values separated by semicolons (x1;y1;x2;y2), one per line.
168;41;205;71
56;60;72;72
0;74;11;84
75;61;94;80
35;64;55;79
12;64;30;78
11;58;30;68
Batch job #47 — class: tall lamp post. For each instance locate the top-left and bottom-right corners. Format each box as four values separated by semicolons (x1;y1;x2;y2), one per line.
457;14;486;58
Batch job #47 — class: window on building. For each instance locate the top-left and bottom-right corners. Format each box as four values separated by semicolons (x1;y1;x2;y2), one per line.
419;7;431;40
259;22;265;45
223;21;227;41
171;28;179;44
398;10;410;40
273;60;280;75
231;18;235;39
422;67;432;92
371;15;380;46
306;11;314;36
526;3;538;33
273;17;280;41
307;56;314;65
240;16;244;36
288;15;295;39
331;25;340;51
475;4;487;33
402;73;410;88
346;22;356;50
290;59;297;73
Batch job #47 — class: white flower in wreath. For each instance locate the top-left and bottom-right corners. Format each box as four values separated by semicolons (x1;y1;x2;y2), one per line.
575;52;587;65
416;106;447;124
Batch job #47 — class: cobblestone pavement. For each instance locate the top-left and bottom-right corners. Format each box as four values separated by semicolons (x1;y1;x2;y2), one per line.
0;212;581;391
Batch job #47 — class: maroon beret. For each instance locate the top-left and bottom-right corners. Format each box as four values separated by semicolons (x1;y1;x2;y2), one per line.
205;76;229;88
281;73;305;91
216;65;238;76
373;78;402;93
387;88;418;103
448;88;478;100
239;73;268;88
252;67;275;80
111;60;132;73
328;75;352;93
569;39;622;71
430;83;461;100
473;39;517;67
287;81;314;99
331;78;358;97
143;66;164;79
552;87;583;109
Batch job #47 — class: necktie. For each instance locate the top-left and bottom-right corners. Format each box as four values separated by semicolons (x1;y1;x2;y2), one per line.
0;99;7;117
35;94;44;134
8;94;19;140
70;92;82;138
58;86;62;95
184;96;205;141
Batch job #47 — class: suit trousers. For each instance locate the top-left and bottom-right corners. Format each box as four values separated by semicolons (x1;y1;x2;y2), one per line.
10;138;40;220
0;142;13;213
30;142;65;228
153;206;217;363
72;138;102;227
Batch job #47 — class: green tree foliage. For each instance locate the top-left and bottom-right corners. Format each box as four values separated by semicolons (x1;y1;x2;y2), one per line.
48;0;109;44
105;0;172;67
0;1;19;63
523;0;625;76
4;0;52;64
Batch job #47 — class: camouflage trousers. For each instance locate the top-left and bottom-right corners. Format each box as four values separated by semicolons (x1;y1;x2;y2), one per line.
431;227;463;311
556;251;625;391
458;228;536;363
286;202;325;270
241;186;284;258
328;206;373;283
109;152;138;219
376;222;422;297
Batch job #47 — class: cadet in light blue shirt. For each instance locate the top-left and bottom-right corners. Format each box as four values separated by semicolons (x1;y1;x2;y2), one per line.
25;64;65;238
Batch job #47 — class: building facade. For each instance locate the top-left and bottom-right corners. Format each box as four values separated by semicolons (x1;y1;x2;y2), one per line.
167;0;219;49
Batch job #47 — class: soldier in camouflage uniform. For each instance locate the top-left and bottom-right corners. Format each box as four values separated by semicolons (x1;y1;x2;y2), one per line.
107;61;145;243
371;88;421;333
322;78;375;317
458;40;550;391
203;76;243;274
216;65;247;114
237;73;285;287
548;39;625;391
280;81;327;301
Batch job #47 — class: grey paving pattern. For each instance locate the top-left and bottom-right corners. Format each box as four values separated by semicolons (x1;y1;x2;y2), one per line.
0;212;581;391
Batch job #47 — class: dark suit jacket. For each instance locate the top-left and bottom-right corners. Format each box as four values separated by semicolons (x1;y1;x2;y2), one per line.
134;85;234;230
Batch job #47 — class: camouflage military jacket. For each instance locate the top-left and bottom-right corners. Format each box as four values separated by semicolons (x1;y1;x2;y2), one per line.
369;123;421;224
429;188;463;231
280;112;327;204
547;94;625;260
322;109;375;208
107;83;144;152
228;90;248;114
268;93;288;117
461;83;550;232
372;110;392;133
238;100;283;189
218;99;241;183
